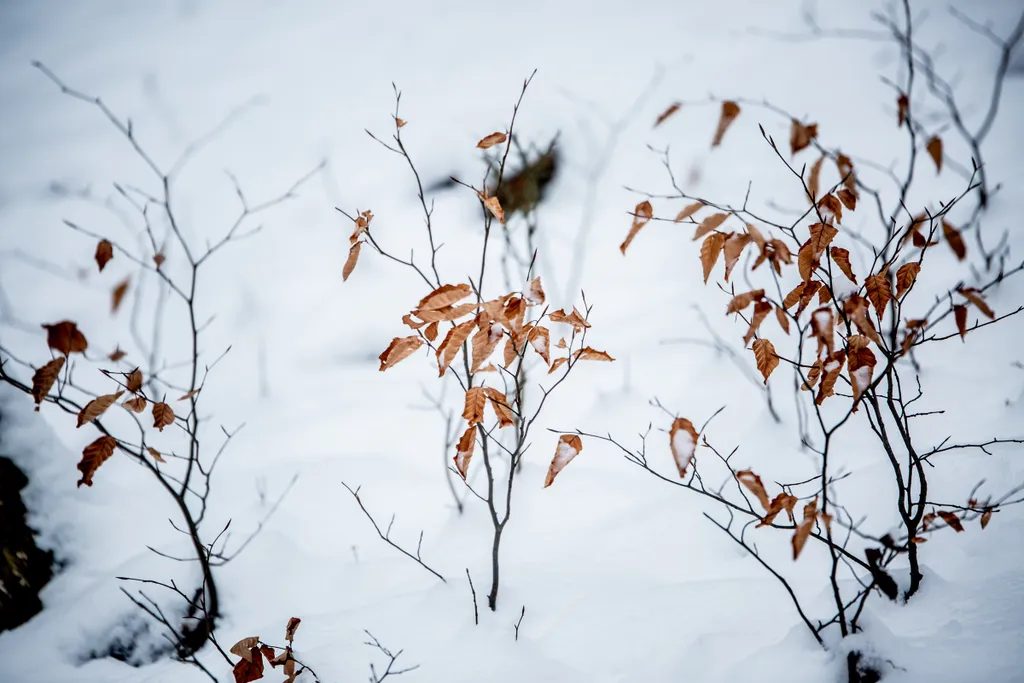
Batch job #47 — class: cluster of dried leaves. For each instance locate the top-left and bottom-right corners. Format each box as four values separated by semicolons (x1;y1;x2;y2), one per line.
230;617;303;683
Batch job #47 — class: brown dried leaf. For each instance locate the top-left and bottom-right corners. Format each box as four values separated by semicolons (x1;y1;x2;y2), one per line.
471;323;502;372
669;418;698;478
95;239;114;272
865;271;892;319
526;276;545;306
123;396;146;413
418;284;473;311
573;347;615;362
954;304;968;340
926;136;943;173
711;101;740;147
726;289;765;314
453;425;476;480
462;387;487;426
43;321;88;356
484;387;515;428
796;281;823;317
895;262;921;298
147;446;165;463
31;357;65;411
848;341;877;408
897;93;909;127
112;277;130;314
77;391;124;428
837;188;857;212
815;350;847;405
126;368;143;393
817;194;843;224
231;637;261;662
942;221;966;260
936;510;964;532
528;325;551;365
958;288;994;319
544;434;582;488
789;119;818;156
808;155;824;204
654;102;681;127
285;617;301;642
343;241;361;281
674;201;703;223
620;200;654;254
77;435;117;487
477;132;507;149
436;319;476;376
378;336;425;372
482;194;505;223
797;242;819;282
752;338;779;384
736;470;770;511
394;117;407;128
783;282;807;311
548;356;569;375
830;247;857;284
178;389;200;402
152;402;175;431
424;322;439;342
693;212;729;241
153;253;166;268
108;347;127;362
723;233;751;282
792;500;818;559
700;232;727;284
743;300;772;346
233;649;264;683
759;493;799;527
980;509;993;529
775;306;790;335
548;307;591;332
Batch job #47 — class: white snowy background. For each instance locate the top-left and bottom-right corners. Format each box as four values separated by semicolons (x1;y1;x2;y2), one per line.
1;1;1023;682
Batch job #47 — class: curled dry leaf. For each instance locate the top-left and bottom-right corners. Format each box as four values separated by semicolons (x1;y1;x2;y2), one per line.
343;241;361;281
153;253;166;268
95;239;114;272
178;388;201;402
147;446;165;463
548;307;590;332
759;493;798;527
895;262;921;298
722;233;751;282
736;470;771;511
285;617;301;642
958;288;995;319
424;321;439;342
526;276;545;306
544;434;583;488
419;284;473;311
848;338;876;409
954;304;968;340
77;391;124;428
807;155;824;204
654;102;681;127
743;300;772;346
379;336;424;371
620;200;653;255
830;247;857;284
471;324;501;371
453;425;476;480
792;500;818;560
711;100;740;147
942;221;966;260
865;271;893;319
817;195;843;224
394;117;407;128
752;338;779;384
789;119;818;156
897;93;909;127
233;649;264;683
548;357;569;375
31;357;65;411
126;368;143;393
108;347;127;362
484;387;515;428
77;435;117;487
669;417;698;478
700;232;727;284
350;210;373;245
726;289;765;314
936;510;964;532
775;306;790;335
980;509;993;529
476;131;507;149
926;136;943;173
837;188;857;212
481;193;505;223
152;402;175;431
573;347;615;362
437;319;476;376
674;201;703;223
231;637;261;662
815;349;847;405
693;212;728;241
462;387;487;426
43;321;88;356
112;277;130;313
528;325;551;365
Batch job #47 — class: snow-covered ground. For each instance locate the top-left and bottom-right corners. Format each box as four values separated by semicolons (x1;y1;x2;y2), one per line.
1;1;1023;681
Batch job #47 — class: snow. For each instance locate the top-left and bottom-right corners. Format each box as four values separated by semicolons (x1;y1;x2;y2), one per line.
2;1;1024;682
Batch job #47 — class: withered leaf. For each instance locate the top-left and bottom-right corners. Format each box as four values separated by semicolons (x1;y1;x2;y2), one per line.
759;493;798;527
954;304;968;340
484;387;515;428
726;289;765;314
482;193;505;223
453;425;476;480
817;195;843;224
848;340;876;408
926;136;943;173
789;119;818;156
178;389;200;402
379;336;424;371
152;402;175;431
958;288;994;319
897;93;909;127
792;500;817;559
31;357;65;411
980;509;993;529
231;637;261;662
830;247;857;284
394;117;407;128
711;101;740;147
126;368;143;393
153;253;166;268
462;386;487;426
232;649;264;683
723;233;751;282
108;347;127;362
620;200;654;254
865;271;892;319
77;391;124;428
436;319;476;376
808;155;824;204
43;321;88;356
942;221;966;260
573;347;615;362
670;417;698;478
674;201;703;223
477;132;507;149
936;510;964;532
147;446;165;463
654;102;681;127
548;356;569;375
548;307;591;332
775;306;790;334
895;262;921;298
528;325;551;365
418;284;473;311
743;300;772;346
77;435;117;487
837;188;857;212
526;276;545;306
112;277;130;313
752;338;779;383
700;232;727;284
544;434;582;488
693;212;729;241
343;241;361;281
424;322;439;342
736;470;771;511
95;239;114;272
285;617;301;642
